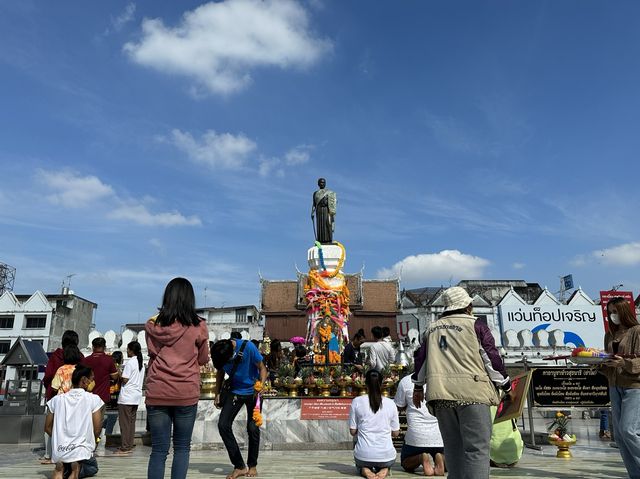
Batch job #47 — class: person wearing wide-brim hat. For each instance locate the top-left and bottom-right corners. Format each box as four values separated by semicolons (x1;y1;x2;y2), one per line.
412;286;512;479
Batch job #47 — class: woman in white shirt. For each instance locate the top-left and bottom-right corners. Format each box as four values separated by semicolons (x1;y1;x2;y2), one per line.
114;341;145;455
349;369;400;479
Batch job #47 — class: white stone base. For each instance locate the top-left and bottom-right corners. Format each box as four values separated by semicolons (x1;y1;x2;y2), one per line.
192;398;352;450
307;244;345;272
307;244;346;289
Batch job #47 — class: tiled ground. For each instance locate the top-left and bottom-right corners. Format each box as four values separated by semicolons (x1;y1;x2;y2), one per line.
0;442;627;479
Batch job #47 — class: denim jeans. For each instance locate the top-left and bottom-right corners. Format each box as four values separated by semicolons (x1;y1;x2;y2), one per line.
610;386;640;479
218;393;260;470
599;408;609;431
63;457;98;479
103;410;118;435
147;404;198;479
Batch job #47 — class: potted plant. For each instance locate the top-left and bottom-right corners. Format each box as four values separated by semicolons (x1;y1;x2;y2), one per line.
353;376;367;396
299;367;315;396
316;376;332;397
282;375;299;397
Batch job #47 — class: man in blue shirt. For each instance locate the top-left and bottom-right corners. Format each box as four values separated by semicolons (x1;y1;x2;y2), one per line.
212;338;268;479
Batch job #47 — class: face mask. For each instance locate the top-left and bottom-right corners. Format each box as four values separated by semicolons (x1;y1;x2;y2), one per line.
86;380;96;392
610;313;620;325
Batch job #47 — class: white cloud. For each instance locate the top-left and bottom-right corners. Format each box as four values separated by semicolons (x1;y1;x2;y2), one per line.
570;255;587;267
170;129;256;170
149;238;167;255
109;203;202;227
377;250;490;284
37;169;114;207
112;3;136;31
512;262;526;270
258;157;284;178
168;128;311;176
37;168;200;227
593;242;640;266
284;144;312;165
124;0;331;95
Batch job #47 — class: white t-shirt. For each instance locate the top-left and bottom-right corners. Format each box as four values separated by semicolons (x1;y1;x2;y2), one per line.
394;374;443;447
367;342;394;371
118;358;145;406
349;396;399;462
47;388;104;463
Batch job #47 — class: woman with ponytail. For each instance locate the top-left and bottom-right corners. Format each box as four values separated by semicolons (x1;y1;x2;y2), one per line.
115;341;145;455
348;369;400;479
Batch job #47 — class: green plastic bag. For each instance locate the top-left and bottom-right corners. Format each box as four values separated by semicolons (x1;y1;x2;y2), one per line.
490;406;524;467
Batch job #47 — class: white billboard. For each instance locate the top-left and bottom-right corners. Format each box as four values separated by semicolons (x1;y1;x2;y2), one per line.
498;304;605;349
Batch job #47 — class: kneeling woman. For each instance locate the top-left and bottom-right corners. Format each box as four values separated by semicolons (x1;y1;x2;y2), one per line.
348;369;400;479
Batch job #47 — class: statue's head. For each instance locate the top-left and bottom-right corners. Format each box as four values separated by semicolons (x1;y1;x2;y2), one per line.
317;177;326;188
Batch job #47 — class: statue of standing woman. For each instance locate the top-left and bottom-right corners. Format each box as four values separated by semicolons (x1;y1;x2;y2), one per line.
311;178;337;244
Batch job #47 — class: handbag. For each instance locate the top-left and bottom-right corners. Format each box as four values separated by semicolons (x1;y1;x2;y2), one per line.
218;340;248;405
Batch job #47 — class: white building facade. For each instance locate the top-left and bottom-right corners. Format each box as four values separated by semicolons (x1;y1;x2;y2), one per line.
398;280;612;365
0;290;97;380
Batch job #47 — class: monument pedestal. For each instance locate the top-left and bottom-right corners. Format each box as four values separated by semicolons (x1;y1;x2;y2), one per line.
191;398;353;451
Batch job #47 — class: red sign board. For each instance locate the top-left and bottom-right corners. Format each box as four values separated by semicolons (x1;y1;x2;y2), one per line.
300;398;352;420
599;290;636;332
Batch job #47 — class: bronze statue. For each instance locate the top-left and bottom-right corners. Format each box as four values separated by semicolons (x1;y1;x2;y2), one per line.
311;178;337;244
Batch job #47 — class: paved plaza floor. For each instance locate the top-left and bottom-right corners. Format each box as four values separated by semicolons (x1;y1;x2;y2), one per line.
0;441;628;479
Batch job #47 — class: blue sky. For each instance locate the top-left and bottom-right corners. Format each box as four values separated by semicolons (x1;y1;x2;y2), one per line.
2;0;640;331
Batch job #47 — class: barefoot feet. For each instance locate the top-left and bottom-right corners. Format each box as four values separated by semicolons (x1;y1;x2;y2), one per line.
434;453;445;476
376;467;389;479
52;462;64;479
247;466;258;477
361;467;376;479
422;452;435;476
226;467;249;479
68;462;80;479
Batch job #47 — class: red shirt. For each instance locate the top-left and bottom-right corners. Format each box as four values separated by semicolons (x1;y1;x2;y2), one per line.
82;352;117;403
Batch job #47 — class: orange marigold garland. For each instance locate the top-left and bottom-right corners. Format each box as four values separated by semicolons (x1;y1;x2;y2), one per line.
328;350;341;364
318;324;332;343
253;394;263;427
305;242;351;364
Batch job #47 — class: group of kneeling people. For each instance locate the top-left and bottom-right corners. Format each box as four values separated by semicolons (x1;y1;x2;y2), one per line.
349;368;523;479
348;286;522;479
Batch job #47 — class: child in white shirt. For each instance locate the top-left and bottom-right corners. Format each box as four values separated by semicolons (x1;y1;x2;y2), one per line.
45;364;104;479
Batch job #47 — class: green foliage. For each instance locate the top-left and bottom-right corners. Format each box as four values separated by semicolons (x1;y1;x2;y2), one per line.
548;412;572;437
277;363;295;380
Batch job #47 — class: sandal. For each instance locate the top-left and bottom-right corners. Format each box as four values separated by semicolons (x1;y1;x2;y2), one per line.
112;449;132;456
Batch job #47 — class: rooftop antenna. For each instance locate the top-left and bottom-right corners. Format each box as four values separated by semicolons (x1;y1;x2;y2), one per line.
0;262;16;295
62;273;76;294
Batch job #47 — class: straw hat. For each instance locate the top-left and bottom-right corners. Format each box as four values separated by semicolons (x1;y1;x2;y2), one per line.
442;286;473;312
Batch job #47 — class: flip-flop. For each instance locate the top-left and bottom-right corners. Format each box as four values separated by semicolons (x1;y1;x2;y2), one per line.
39;458;53;464
112;450;132;456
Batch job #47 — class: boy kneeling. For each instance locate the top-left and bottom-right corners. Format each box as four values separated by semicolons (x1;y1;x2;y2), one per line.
45;365;103;479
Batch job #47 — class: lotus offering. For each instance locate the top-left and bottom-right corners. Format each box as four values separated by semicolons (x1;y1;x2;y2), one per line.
548;412;577;458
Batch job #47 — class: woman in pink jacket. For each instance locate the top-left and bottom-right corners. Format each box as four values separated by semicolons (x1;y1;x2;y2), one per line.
145;277;209;479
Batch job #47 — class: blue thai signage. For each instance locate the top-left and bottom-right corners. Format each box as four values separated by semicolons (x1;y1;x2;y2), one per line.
498;304;605;348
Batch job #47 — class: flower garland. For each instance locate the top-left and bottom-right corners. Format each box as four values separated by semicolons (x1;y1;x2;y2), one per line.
305;241;351;362
252;393;263;427
318;324;332;343
314;241;346;279
328;350;341;364
305;288;349;329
